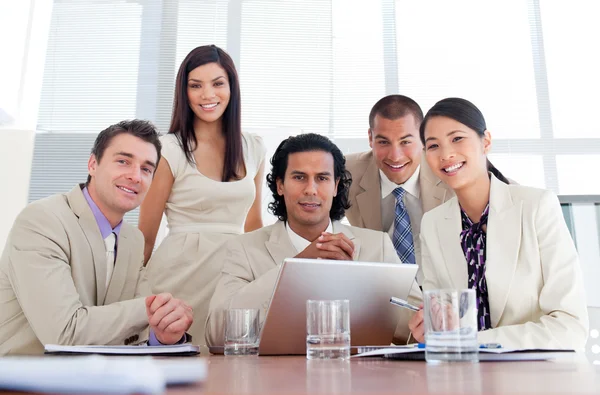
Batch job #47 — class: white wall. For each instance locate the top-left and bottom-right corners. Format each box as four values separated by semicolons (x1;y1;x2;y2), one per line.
0;130;35;255
0;0;52;130
0;0;52;252
0;0;29;125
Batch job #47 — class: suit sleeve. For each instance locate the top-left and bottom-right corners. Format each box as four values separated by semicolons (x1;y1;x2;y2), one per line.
382;233;423;344
420;212;441;292
382;232;421;306
5;205;148;346
397;213;442;344
478;191;589;350
133;250;152;343
134;267;152;298
205;238;280;347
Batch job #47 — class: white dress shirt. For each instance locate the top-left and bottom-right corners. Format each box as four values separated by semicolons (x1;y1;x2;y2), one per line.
286;220;333;254
379;166;424;282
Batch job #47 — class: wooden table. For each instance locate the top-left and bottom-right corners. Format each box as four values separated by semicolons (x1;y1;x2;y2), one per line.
1;355;599;394
168;355;600;394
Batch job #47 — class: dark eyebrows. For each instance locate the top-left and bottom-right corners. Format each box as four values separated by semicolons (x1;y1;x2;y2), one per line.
115;151;133;159
188;76;226;83
144;160;157;169
424;130;466;143
114;152;156;169
374;133;414;141
289;170;332;177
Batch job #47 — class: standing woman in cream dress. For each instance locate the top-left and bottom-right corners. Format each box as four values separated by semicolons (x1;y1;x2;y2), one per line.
139;45;265;345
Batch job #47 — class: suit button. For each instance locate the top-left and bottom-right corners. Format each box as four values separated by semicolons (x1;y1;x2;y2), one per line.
124;334;139;345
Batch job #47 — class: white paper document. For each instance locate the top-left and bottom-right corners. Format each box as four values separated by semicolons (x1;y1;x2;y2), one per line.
44;343;199;355
0;355;207;394
352;345;576;361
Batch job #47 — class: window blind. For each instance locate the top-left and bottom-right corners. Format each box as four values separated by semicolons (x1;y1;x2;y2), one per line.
27;0;600;230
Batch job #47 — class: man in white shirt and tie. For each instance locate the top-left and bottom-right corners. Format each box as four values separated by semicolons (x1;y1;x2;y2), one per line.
345;95;454;283
0;120;193;355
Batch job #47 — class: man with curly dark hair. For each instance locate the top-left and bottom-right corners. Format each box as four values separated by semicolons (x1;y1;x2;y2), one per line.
205;133;421;347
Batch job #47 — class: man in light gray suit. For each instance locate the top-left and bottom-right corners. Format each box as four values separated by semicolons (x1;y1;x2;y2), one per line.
345;95;454;284
0;120;193;355
205;133;421;347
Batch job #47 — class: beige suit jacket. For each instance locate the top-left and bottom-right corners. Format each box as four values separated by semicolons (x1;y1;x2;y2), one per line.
345;150;453;231
205;220;421;346
345;151;453;283
420;175;589;350
0;185;150;355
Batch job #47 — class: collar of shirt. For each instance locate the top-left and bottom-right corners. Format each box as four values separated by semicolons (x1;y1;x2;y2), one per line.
285;220;333;254
82;187;122;239
379;165;421;200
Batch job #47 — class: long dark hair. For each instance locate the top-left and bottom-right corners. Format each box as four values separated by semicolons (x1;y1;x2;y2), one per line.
169;45;243;181
266;133;352;222
419;98;509;184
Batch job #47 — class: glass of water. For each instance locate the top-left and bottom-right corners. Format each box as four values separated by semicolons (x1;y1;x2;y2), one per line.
224;308;260;356
306;299;350;360
424;289;478;363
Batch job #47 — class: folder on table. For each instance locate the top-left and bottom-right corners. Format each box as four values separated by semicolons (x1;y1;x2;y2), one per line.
352;345;576;361
44;343;200;356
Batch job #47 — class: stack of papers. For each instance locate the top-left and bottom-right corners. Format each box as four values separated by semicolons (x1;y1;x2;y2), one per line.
44;343;199;356
0;355;206;394
353;345;576;361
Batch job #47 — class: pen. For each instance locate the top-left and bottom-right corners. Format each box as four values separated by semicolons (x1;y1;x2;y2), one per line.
416;343;502;349
389;297;420;312
479;343;502;349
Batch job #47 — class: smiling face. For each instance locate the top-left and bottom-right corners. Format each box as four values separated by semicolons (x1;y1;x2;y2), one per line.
186;62;231;124
369;113;423;185
87;133;158;225
423;116;491;191
276;151;339;234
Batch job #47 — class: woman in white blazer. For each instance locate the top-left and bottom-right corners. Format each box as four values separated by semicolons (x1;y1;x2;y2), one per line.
408;98;588;350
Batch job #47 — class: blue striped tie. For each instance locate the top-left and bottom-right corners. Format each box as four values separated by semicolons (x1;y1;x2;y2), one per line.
392;187;415;264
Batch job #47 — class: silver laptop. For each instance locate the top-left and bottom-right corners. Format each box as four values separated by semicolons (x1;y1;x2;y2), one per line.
258;258;418;356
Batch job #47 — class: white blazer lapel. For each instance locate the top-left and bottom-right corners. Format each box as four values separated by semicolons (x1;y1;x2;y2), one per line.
485;176;522;328
438;198;469;290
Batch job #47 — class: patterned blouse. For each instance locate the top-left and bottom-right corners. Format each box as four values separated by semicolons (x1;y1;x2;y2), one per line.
460;204;492;331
